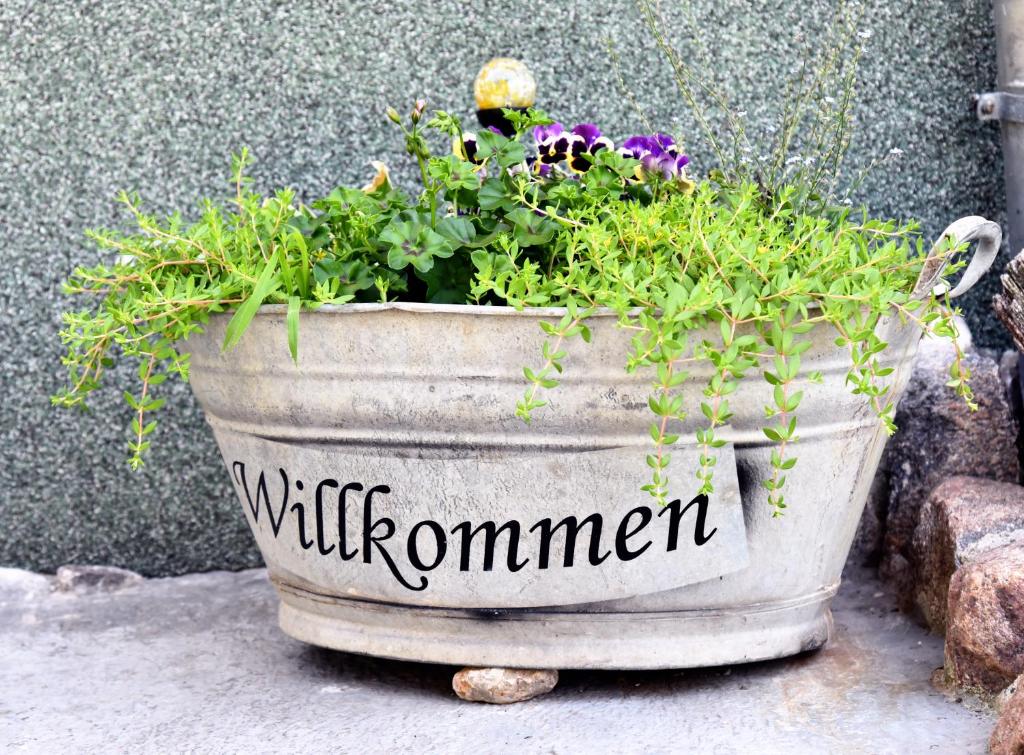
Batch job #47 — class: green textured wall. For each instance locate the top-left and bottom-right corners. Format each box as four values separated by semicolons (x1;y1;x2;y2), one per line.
0;0;1005;574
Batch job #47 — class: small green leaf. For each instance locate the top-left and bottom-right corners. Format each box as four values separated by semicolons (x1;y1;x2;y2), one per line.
223;252;282;352
507;208;556;246
287;295;300;365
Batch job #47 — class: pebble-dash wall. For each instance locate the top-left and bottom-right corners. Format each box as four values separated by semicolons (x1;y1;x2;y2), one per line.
0;0;1005;574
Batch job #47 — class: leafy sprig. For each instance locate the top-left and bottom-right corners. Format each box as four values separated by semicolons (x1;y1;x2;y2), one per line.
508;183;966;510
53;148;397;468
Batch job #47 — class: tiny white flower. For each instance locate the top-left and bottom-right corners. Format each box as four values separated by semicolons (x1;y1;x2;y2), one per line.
857;30;872;39
889;147;905;158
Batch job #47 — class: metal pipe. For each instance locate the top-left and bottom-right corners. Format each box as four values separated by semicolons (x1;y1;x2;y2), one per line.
978;0;1024;255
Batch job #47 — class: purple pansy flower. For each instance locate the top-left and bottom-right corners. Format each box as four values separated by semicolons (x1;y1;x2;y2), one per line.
651;152;690;180
534;122;577;165
567;123;614;173
620;133;678;159
514;121;691;185
620;132;690;182
532;122;565;143
571;123;602;147
652;133;676;152
620;135;654;157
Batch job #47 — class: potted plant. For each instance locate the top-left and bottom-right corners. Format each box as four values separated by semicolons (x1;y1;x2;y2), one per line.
54;7;1000;674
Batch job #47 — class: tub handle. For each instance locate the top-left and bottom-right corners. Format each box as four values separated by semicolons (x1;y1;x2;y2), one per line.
911;216;1002;300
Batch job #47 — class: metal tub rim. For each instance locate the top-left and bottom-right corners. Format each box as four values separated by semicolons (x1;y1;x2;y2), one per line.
251;300;818;319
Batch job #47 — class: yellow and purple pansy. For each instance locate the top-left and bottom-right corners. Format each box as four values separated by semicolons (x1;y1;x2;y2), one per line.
533;123;574;166
566;123;614;173
453;117;692;189
620;133;692;186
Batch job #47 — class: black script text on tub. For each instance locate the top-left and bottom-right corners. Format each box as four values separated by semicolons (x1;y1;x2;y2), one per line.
231;462;718;592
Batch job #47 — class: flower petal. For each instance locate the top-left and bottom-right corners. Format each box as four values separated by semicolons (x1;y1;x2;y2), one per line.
653;133;675;151
361;161;391;193
622;135;653;156
571;123;602;147
532;122;565;144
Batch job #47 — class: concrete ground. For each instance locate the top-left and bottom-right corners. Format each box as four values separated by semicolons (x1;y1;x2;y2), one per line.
1;566;995;754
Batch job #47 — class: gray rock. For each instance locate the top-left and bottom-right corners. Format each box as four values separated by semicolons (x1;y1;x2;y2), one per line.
0;567;52;604
991;672;1024;755
911;476;1024;633
994;672;1022;714
452;667;558;704
880;344;1019;600
998;349;1019;396
55;564;143;593
944;544;1024;695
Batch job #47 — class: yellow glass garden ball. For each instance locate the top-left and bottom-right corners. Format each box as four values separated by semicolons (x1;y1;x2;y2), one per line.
474;57;536;136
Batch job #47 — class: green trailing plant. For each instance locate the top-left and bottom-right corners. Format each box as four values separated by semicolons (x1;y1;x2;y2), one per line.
509;187;970;512
53;149;410;468
56;9;975;514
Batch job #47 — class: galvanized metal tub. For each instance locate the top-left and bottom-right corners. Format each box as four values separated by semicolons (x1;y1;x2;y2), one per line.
185;217;998;670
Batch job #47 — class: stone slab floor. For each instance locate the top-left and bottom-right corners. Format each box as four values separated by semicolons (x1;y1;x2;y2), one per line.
0;566;995;754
